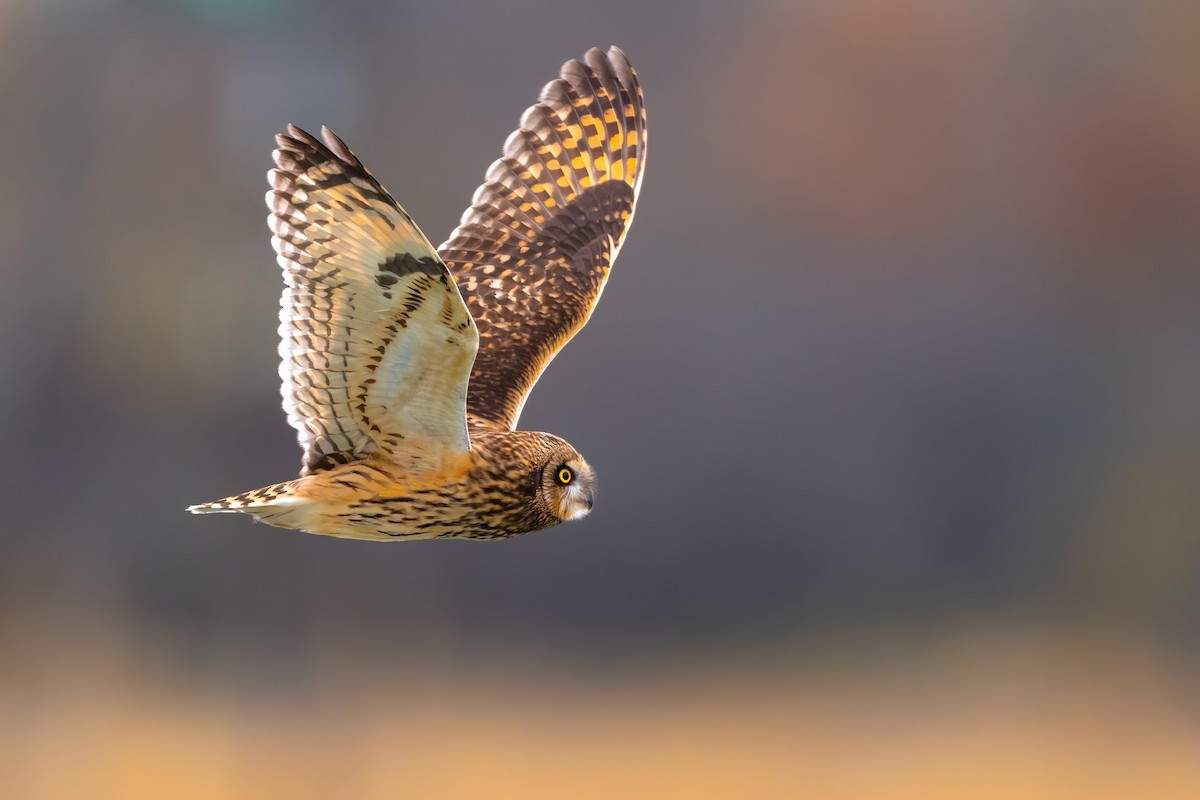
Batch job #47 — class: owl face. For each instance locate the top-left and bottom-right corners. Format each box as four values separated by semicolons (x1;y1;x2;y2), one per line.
540;449;595;522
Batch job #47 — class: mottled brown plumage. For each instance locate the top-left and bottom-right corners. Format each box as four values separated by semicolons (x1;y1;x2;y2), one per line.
188;46;646;541
441;47;646;429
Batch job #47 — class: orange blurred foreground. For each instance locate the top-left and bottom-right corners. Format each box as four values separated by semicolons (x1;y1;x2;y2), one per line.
3;621;1198;800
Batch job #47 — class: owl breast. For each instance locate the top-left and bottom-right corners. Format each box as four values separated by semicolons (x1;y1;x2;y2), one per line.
291;429;566;541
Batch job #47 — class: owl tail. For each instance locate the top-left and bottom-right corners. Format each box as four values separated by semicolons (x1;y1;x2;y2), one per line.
187;481;308;529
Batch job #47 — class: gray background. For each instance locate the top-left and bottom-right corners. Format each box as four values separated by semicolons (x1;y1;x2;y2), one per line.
1;1;1198;794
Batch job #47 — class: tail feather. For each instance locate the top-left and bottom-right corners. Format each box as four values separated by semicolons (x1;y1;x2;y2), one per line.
187;481;301;518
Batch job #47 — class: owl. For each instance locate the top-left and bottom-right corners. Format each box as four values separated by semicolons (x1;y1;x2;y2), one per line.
188;46;646;541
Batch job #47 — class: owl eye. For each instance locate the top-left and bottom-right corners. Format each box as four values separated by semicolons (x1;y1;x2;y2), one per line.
556;466;574;485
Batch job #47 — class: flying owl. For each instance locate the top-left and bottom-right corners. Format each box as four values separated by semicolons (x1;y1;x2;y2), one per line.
188;46;646;541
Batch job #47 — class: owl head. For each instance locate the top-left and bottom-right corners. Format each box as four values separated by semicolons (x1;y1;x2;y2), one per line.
539;445;595;522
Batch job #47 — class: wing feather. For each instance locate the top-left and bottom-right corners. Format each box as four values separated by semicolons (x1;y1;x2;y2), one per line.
270;125;478;475
438;46;647;430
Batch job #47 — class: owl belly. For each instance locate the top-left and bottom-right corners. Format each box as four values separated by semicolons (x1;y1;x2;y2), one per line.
327;489;506;540
297;455;543;541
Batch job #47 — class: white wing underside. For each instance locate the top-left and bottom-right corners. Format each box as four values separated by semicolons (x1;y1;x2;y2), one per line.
269;125;479;475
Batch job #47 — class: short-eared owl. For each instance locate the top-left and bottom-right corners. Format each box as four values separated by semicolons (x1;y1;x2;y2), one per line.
189;47;646;540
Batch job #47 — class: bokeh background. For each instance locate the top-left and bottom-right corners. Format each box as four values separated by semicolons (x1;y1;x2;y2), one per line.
2;0;1199;797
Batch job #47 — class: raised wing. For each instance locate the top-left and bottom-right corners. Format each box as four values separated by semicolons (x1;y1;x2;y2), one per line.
438;46;647;430
270;125;478;475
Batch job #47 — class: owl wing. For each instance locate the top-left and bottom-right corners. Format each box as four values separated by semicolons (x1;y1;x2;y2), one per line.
437;46;647;430
270;125;478;476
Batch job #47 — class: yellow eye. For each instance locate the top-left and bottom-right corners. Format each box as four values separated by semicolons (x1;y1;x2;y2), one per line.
556;467;573;485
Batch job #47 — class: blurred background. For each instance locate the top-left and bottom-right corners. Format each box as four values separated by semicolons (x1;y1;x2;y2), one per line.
2;0;1199;797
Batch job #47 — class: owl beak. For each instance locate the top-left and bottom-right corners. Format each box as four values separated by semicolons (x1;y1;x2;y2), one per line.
561;484;595;521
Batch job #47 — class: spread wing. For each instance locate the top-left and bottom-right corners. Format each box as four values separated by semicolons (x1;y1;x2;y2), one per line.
438;46;647;430
269;125;478;476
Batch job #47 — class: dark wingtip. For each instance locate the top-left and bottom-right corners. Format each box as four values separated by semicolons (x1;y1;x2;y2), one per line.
319;125;362;167
276;123;320;153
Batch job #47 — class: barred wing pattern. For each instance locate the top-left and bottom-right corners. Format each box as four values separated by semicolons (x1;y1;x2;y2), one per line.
438;46;647;430
270;125;478;475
